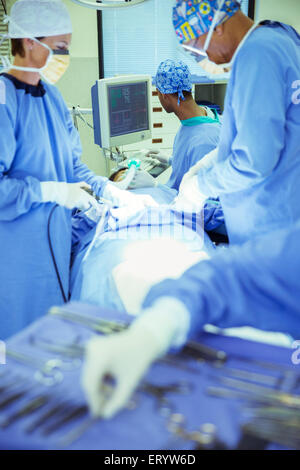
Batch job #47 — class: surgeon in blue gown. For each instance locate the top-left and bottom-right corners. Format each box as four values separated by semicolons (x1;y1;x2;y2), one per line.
82;220;300;418
172;1;300;245
131;59;221;192
0;0;153;339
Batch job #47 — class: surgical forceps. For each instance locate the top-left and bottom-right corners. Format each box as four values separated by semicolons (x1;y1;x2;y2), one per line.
165;414;221;450
6;348;65;386
140;381;193;417
58;382;193;448
207;376;300;408
49;307;128;334
0;394;50;429
29;335;84;362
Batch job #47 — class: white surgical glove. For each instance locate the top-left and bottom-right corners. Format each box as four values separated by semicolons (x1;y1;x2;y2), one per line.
129;170;158;189
173;175;208;213
40;181;100;211
145;149;170;166
103;182;158;208
82;297;190;419
180;147;219;192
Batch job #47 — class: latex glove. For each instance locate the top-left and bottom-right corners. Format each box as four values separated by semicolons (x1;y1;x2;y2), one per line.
180;147;219;194
103;182;158;208
40;181;100;211
129;169;158;189
145;149;170;166
82;297;190;419
173;174;208;213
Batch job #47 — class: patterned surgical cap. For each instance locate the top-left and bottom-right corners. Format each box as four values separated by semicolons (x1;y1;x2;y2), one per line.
154;59;192;105
173;0;240;44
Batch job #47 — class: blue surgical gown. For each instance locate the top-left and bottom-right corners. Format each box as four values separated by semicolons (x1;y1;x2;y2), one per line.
143;221;300;339
0;73;106;339
196;22;300;245
166;112;221;191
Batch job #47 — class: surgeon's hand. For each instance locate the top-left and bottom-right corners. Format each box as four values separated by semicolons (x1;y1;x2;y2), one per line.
145;149;170;166
40;181;100;211
103;182;158;208
82;330;158;419
129;170;158;189
173;175;208;213
82;298;190;419
180;148;218;193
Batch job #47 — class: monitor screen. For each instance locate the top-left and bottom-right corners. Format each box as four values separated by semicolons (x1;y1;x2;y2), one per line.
108;82;149;138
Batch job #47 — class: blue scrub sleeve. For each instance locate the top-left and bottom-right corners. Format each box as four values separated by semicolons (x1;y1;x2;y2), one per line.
204;198;225;231
0;92;43;222
143;224;300;339
65;108;108;197
197;42;286;197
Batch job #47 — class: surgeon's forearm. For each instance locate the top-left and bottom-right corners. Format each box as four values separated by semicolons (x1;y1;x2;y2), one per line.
0;175;43;221
136;297;191;353
72;160;108;197
143;236;300;339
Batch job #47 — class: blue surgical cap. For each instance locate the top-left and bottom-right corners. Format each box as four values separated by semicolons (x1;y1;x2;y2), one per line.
155;59;192;105
173;0;240;44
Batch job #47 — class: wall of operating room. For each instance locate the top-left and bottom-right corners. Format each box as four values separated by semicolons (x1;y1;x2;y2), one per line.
256;0;300;32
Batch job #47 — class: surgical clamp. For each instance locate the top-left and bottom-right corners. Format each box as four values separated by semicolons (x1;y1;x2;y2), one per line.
49;307;128;334
6;348;64;386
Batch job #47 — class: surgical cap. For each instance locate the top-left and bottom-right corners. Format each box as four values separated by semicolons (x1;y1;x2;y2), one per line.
155;59;192;105
173;0;240;44
6;0;72;38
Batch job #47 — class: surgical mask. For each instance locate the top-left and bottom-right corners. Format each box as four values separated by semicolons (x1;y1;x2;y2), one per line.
180;43;229;76
40;49;70;84
0;35;70;84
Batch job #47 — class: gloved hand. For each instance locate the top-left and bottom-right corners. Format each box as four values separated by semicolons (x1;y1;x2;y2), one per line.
40;181;100;211
103;182;158;208
129;169;157;189
145;149;170;166
180;147;218;193
82;297;190;419
173;175;208;213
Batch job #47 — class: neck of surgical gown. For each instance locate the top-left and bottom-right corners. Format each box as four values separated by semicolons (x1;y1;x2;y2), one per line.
166;113;221;191
0;74;105;339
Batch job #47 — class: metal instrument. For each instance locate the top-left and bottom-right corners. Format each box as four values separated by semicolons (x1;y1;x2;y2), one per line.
25;399;70;434
140;381;193;417
6;348;64;386
41;404;88;436
49;307;128;334
0;395;50;429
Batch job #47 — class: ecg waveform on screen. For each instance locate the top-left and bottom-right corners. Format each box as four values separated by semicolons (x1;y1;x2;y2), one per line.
109;83;149;137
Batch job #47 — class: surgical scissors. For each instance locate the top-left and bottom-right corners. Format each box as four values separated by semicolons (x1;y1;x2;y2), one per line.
140;381;193;417
6;348;64;386
29;335;84;362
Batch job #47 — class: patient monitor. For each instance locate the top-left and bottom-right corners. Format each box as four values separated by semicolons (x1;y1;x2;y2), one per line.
91;75;152;149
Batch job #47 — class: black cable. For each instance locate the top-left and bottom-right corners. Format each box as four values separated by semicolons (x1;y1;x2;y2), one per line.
0;0;7;15
47;205;68;304
248;0;256;20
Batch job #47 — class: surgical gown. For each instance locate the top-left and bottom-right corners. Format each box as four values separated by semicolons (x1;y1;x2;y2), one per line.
196;22;300;245
167;112;221;191
0;73;106;339
143;221;300;339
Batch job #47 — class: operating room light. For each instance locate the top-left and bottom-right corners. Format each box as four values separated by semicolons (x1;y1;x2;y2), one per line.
69;0;148;10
